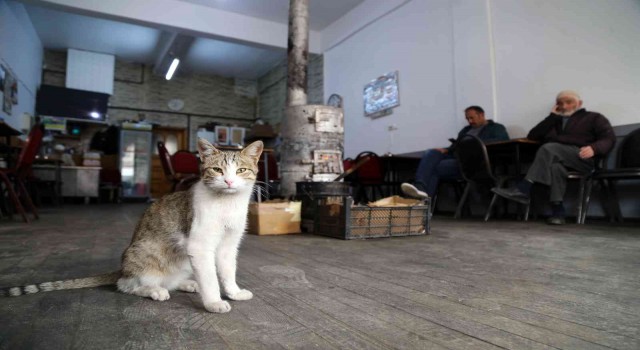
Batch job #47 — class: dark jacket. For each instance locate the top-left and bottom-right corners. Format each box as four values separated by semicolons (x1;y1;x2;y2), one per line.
527;109;616;156
448;120;509;152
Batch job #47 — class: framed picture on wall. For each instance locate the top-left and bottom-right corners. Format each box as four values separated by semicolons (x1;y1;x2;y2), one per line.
230;127;245;146
0;65;5;92
215;126;229;145
363;70;399;118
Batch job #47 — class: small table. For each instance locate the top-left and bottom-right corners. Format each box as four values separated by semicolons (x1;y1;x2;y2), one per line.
485;138;541;175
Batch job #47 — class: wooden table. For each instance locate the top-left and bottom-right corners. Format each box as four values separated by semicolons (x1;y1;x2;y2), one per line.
485;138;541;175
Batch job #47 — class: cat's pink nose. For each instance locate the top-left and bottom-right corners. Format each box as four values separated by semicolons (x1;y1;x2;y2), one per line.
225;179;234;187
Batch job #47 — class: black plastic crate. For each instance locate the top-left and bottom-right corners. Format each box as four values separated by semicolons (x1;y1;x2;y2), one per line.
313;196;431;240
296;182;351;232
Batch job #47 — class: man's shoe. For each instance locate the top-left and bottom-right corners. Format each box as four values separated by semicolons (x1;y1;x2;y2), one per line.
401;183;428;199
491;187;530;205
546;216;566;225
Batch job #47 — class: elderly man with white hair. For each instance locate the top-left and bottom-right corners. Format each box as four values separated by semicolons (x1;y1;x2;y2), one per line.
492;90;616;225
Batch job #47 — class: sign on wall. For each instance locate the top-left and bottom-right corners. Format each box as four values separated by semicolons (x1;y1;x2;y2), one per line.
364;71;399;119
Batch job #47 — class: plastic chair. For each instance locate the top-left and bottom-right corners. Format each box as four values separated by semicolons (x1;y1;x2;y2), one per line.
157;142;199;193
171;150;200;176
586;127;640;223
0;125;43;222
454;135;521;221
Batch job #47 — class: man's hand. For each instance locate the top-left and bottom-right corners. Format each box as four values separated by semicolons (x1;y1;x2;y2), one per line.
435;148;448;154
579;146;595;159
551;104;562;115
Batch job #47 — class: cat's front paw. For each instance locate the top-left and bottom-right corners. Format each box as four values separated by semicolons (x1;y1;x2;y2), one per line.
204;300;231;313
227;289;253;301
150;288;170;301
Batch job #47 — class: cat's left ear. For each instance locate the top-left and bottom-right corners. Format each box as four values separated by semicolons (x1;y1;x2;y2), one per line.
198;138;220;159
241;140;264;164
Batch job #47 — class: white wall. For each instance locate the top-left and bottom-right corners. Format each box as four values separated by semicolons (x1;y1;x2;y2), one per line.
324;0;640;156
0;0;43;130
324;0;458;157
492;0;640;137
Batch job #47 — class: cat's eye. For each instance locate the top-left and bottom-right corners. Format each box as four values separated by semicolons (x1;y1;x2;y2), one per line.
208;167;223;175
236;168;247;174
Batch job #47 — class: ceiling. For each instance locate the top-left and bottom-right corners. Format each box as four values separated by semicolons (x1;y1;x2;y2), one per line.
23;0;365;80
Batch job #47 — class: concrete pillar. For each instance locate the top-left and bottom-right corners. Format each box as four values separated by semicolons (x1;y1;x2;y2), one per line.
286;0;309;107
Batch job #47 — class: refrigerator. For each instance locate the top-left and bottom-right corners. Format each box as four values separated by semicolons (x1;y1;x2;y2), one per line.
119;128;152;199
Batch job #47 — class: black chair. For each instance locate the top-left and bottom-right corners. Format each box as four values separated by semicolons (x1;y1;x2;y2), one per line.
454;135;522;221
353;151;386;203
256;151;280;200
585;127;640;223
565;167;599;224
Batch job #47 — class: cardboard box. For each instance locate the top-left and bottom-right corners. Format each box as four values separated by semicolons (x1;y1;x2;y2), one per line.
248;200;301;235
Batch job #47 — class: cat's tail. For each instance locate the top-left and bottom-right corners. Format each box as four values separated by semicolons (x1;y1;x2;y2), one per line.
1;271;122;297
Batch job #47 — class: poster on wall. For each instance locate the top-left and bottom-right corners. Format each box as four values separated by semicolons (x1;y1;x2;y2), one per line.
2;70;12;114
230;127;245;146
9;76;18;105
0;65;5;92
215;126;229;145
363;71;399;119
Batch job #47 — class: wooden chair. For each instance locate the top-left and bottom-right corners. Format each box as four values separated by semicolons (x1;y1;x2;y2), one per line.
0;125;44;222
99;168;122;203
353;151;386;203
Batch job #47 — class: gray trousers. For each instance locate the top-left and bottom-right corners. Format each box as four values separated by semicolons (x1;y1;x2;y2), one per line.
525;143;594;202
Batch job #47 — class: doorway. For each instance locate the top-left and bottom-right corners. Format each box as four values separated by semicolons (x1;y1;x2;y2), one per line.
151;127;188;199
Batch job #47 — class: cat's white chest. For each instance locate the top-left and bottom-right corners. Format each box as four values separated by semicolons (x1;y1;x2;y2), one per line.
191;184;250;235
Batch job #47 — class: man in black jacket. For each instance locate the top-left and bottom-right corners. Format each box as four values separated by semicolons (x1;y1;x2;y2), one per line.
492;90;616;224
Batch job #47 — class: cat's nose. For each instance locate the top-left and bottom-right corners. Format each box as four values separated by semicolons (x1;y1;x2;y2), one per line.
225;179;234;187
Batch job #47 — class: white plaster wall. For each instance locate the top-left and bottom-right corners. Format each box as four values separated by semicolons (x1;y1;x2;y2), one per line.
451;0;496;131
25;0;322;53
325;0;640;156
324;0;458;158
0;0;43;130
491;0;640;137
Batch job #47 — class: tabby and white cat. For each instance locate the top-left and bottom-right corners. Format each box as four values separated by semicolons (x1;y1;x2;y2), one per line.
2;138;263;314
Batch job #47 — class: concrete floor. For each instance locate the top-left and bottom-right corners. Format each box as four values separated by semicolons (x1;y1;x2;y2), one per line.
1;203;639;349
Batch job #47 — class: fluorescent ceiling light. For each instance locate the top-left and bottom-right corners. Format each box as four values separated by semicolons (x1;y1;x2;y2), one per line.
165;58;180;80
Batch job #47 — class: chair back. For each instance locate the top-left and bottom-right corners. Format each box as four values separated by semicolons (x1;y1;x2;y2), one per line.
172;150;200;175
257;152;279;182
16;124;44;176
157;141;175;179
454;135;495;183
617;127;640;168
354;151;385;184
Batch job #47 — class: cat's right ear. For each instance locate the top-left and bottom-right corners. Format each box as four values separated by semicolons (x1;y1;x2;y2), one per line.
198;138;220;158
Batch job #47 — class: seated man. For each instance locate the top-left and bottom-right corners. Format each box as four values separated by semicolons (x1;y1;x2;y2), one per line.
401;105;509;199
492;90;616;225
